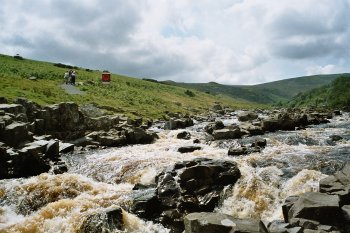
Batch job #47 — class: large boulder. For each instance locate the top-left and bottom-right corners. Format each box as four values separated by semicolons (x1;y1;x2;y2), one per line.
204;121;225;134
84;115;120;131
0;104;26;116
319;162;350;205
284;192;342;226
212;127;241;140
0;122;32;147
238;111;259;122
164;118;194;130
77;207;124;233
184;212;268;233
131;158;241;233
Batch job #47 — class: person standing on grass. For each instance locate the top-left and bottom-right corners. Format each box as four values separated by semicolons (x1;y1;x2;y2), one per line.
63;70;69;84
71;70;76;85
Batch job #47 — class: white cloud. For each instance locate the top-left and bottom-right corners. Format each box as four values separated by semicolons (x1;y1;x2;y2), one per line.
0;0;349;85
306;64;338;76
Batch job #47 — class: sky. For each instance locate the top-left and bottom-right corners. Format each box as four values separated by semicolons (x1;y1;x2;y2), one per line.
1;0;350;85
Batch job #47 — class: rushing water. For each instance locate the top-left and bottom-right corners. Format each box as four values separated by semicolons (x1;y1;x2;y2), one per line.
0;112;349;232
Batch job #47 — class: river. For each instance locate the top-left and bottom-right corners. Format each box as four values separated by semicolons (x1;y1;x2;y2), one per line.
1;112;349;232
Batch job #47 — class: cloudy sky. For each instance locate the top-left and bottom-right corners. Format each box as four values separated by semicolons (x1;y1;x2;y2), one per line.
1;0;350;85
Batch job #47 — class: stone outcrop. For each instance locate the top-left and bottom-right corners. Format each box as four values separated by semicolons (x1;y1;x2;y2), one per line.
280;162;350;232
184;212;268;233
0;97;159;179
131;158;241;233
212;127;242;140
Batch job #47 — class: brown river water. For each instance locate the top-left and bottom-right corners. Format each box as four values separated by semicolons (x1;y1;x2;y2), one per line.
1;112;349;232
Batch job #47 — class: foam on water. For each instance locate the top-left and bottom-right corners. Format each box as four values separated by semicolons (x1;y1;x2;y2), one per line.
0;112;349;231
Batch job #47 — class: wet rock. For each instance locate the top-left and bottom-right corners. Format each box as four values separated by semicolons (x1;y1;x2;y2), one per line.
204;121;225;134
240;123;264;136
0;104;26;116
177;131;191;140
228;146;248;156
125;127;157;144
319;162;350;205
184;212;268;233
84;115;120;131
238;111;259;122
251;138;267;148
267;220;295;233
329;135;343;142
59;142;75;153
333;110;342;116
131;158;241;233
228;145;261;156
164;118;194;130
193;139;200;144
131;188;161;219
78;207;124;233
178;146;201;153
286;192;342;226
12;148;51;178
212;127;241;140
0;122;32;148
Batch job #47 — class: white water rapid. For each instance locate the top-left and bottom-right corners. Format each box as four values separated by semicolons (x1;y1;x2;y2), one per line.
1;112;349;232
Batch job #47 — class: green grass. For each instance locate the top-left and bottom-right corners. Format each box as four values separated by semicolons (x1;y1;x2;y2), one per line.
161;73;350;104
0;54;264;119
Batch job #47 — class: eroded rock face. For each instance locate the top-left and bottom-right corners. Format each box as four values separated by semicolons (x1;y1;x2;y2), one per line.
164;118;194;130
131;158;241;233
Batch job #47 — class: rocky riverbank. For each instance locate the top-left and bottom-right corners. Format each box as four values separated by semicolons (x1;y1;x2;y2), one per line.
0;98;349;232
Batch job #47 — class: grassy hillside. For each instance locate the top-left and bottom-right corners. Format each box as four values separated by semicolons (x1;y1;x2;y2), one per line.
287;76;350;110
0;54;263;119
161;74;350;104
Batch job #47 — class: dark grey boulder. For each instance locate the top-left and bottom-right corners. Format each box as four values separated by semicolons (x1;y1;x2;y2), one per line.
131;158;241;233
319;162;350;205
212;128;241;140
59;142;75;153
184;212;268;233
0;104;26;115
238;111;259;122
178;146;201;153
286;192;341;226
0;122;32;147
164;118;194;130
204;121;225;134
177;131;191;140
77;207;124;233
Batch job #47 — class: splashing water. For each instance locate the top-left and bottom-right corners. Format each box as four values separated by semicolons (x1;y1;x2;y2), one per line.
0;113;349;232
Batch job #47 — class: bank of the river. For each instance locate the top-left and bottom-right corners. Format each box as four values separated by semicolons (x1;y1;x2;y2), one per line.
0;100;349;232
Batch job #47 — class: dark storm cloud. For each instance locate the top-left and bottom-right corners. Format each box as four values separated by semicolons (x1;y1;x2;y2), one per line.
268;1;350;59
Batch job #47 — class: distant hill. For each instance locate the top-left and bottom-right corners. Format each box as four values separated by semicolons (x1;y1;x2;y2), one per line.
0;54;263;119
161;74;350;104
286;75;350;110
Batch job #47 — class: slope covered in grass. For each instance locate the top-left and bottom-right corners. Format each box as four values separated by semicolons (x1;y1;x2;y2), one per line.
0;54;263;119
161;74;349;104
287;76;350;110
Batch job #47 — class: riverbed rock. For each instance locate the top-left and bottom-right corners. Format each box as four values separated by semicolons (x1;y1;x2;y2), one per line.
184;212;268;233
78;207;124;233
0;122;32;147
204;121;225;134
212;127;241;140
178;146;201;153
164;117;194;130
177;131;191;140
319;162;350;205
284;192;342;227
131;158;241;233
238;111;259;122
